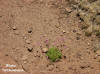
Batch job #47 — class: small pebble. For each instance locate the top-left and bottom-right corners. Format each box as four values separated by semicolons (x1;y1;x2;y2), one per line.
22;55;28;61
42;48;48;53
27;45;33;52
23;61;27;64
12;26;17;30
63;55;67;59
65;7;72;13
25;39;31;44
87;43;90;45
5;54;9;56
47;65;54;71
23;36;27;40
73;29;76;33
76;36;80;40
34;53;37;57
96;50;100;56
62;30;66;33
28;28;32;33
55;24;60;28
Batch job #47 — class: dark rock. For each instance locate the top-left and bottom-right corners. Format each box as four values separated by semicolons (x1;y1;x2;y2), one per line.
27;45;33;52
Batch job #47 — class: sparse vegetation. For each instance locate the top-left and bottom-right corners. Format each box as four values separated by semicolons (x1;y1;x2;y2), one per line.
85;31;92;36
95;31;100;37
46;47;62;62
70;0;100;37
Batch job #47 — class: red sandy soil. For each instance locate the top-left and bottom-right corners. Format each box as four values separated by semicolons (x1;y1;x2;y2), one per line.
0;0;100;74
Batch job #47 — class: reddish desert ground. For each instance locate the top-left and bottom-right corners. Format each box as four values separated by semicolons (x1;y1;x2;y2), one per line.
0;0;100;74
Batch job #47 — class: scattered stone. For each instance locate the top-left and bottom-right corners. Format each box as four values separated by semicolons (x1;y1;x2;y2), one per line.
96;50;100;56
23;36;27;40
12;26;17;30
28;28;32;33
34;53;37;57
87;43;90;45
27;45;33;52
76;36;80;40
23;61;27;64
62;30;66;33
42;48;48;53
5;54;9;56
80;66;85;69
25;39;31;44
80;64;90;69
22;55;28;61
73;29;77;33
55;24;60;28
63;55;67;59
65;7;72;13
47;64;54;71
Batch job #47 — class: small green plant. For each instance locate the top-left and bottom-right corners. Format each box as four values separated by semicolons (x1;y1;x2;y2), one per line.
46;47;62;62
